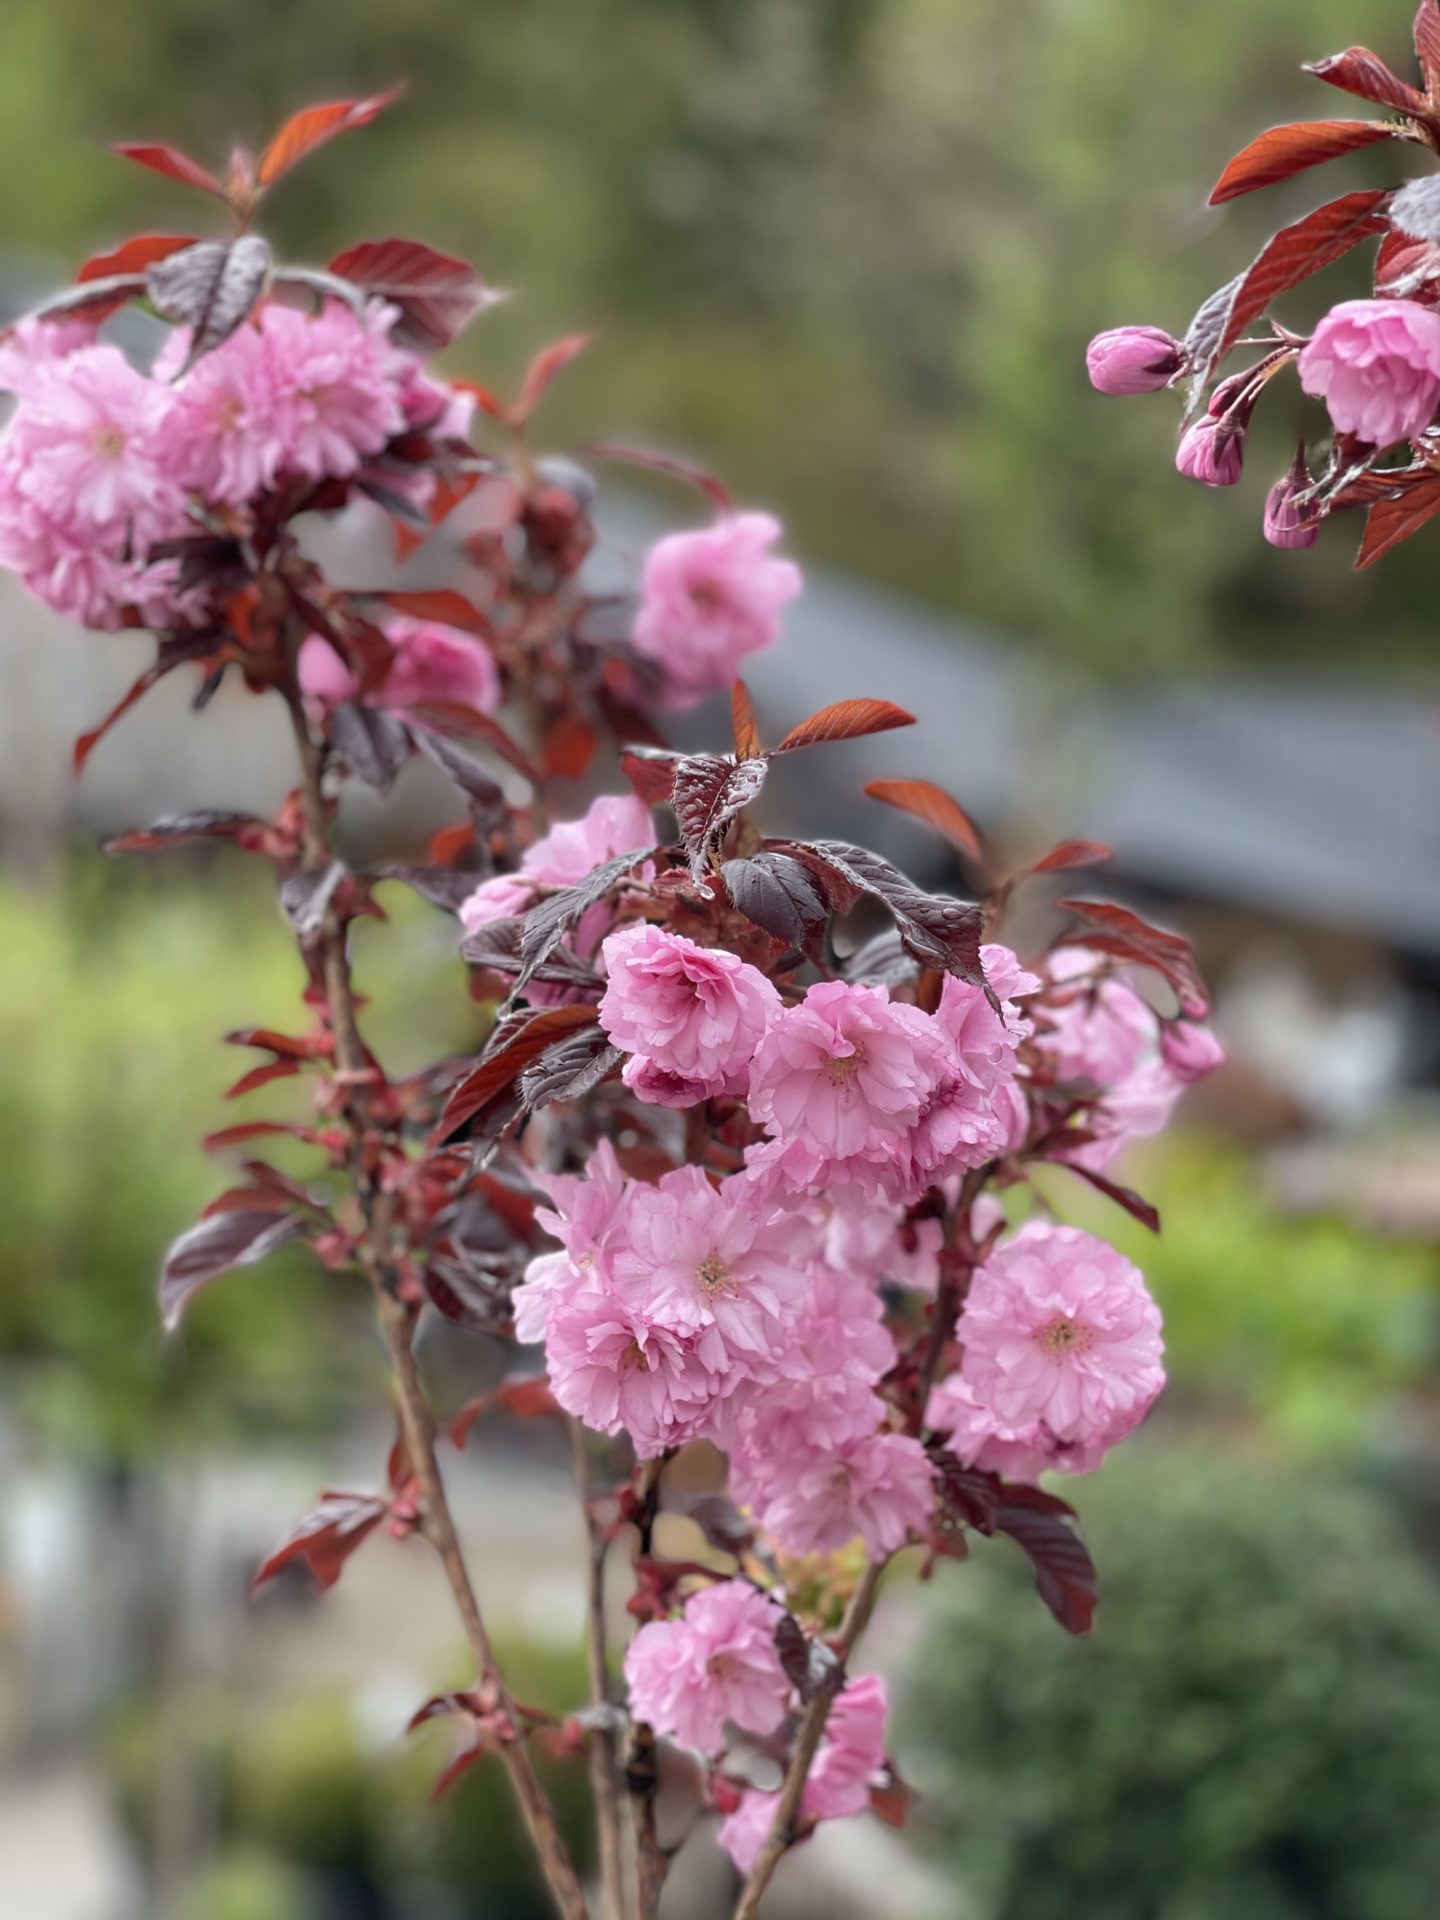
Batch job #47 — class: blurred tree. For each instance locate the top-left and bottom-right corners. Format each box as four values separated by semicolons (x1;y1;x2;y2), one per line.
906;1445;1440;1920
0;0;1434;665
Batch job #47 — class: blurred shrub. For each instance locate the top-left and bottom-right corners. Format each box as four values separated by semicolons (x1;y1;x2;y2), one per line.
107;1643;592;1918
1036;1134;1438;1454
905;1445;1440;1920
177;1849;313;1920
0;860;474;1459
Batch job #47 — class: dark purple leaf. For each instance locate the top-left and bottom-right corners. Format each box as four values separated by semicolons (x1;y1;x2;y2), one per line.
672;754;768;889
682;1494;754;1557
519;1028;622;1110
775;1615;843;1703
459;915;601;990
377;864;481;913
722;850;827;945
995;1483;1098;1636
436;1006;601;1142
515;847;655;993
104;809;262;855
328;701;413;794
148;235;273;369
807;840;988;991
280;863;345;938
160;1208;305;1331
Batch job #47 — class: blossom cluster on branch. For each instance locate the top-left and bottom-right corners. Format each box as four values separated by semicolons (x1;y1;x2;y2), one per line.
3;90;1225;1920
1087;0;1440;569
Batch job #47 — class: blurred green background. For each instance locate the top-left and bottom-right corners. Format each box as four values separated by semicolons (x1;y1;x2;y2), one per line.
2;1;1440;1917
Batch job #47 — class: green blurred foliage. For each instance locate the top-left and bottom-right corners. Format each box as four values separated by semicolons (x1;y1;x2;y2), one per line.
107;1643;593;1919
0;859;477;1459
1033;1135;1439;1454
906;1444;1440;1920
0;0;1434;669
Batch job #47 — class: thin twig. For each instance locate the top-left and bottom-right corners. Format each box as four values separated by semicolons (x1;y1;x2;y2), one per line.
569;1419;628;1920
626;1454;670;1918
731;1560;887;1920
283;677;590;1920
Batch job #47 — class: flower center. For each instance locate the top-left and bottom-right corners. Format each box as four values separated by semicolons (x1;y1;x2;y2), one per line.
1038;1316;1093;1357
824;1042;866;1085
687;576;724;610
696;1254;732;1296
92;424;126;459
619;1337;648;1372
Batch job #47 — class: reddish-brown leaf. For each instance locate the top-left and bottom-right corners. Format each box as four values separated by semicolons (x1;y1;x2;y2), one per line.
1056;899;1208;1018
328;237;492;352
379;588;492;637
1303;48;1428;116
995;1484;1098;1636
257;88;403;188
103;808;261;855
74;234;195;320
1185;190;1391;395
111;142;228;200
671;754;769;886
618;745;680;806
1022;839;1114;878
731;680;763;760
863;778;984;864
407;701;539;785
1418;1;1440;100
542;711;597;780
585;440;734;512
1374;228;1440;298
513;333;592;427
1061;1163;1162;1234
1209;119;1402;205
225;1058;302;1101
1356;468;1440;565
251;1492;387;1594
74;664;165;776
436;1005;599;1142
775;698;916;754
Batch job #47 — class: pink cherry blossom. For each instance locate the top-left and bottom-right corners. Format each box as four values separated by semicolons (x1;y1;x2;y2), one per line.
623;1581;792;1754
887;945;1037;1196
544;1288;716;1458
458;792;653;942
612;1167;809;1369
632;511;801;708
1085;326;1183;395
747;981;949;1196
718;1672;890;1871
598;924;781;1107
300;617;501;715
1299;298;1440;447
926;1370;1094;1482
1160;1019;1226;1084
1034;947;1154;1088
513;1139;632;1345
733;1428;934;1559
956;1222;1164;1462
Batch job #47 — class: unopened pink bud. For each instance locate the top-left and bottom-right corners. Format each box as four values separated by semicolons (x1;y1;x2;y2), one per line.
1263;474;1319;550
1176;417;1244;487
1160;1021;1225;1083
1086;326;1184;396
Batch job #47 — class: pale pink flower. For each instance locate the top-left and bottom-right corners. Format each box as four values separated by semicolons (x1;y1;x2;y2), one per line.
956;1222;1163;1461
0;317;97;397
718;1673;890;1871
747;981;949;1196
598;924;781;1107
613;1167;809;1369
167;320;286;504
1035;947;1154;1088
887;945;1037;1196
623;1581;792;1754
1160;1019;1226;1084
926;1371;1088;1482
544;1289;716;1457
299;617;501;716
822;1202;944;1296
632;511;801;708
259;301;406;482
1086;326;1183;395
1299;298;1440;447
806;1672;889;1820
735;1428;934;1559
458;792;653;942
513;1140;632;1345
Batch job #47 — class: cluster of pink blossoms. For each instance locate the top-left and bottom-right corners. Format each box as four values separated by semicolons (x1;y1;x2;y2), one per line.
630;510;801;707
0;301;464;632
622;1579;891;1872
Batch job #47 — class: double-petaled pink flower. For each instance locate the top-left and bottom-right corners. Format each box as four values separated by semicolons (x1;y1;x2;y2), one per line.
459;791;653;946
954;1221;1164;1467
1299;298;1440;448
598;924;781;1107
632;511;801;708
623;1581;792;1755
300;615;501;716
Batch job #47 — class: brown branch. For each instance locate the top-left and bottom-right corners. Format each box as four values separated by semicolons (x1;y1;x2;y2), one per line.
568;1419;627;1920
626;1454;670;1919
731;1559;887;1920
282;678;591;1920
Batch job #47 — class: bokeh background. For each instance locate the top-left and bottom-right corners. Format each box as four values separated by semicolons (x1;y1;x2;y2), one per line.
2;1;1440;1916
